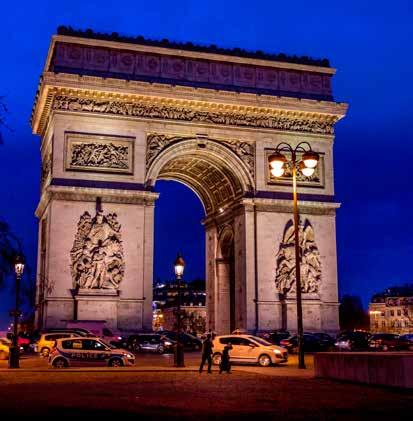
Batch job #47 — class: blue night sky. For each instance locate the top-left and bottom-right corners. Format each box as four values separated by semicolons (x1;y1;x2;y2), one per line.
0;1;412;326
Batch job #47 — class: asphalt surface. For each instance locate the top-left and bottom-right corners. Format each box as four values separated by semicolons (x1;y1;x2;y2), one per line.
0;353;411;419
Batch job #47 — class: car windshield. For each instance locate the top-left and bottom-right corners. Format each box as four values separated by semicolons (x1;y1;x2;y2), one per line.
249;336;271;346
99;339;117;349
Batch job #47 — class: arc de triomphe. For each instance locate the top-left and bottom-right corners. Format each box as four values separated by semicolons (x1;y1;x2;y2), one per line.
32;28;347;333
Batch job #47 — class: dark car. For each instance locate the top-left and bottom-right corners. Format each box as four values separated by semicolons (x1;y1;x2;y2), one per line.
127;334;174;354
335;331;371;351
258;330;291;345
162;332;202;351
310;332;335;349
279;333;329;353
368;333;410;351
399;333;413;350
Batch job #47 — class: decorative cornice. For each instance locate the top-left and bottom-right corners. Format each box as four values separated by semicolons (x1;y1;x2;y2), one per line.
31;73;347;135
35;184;158;218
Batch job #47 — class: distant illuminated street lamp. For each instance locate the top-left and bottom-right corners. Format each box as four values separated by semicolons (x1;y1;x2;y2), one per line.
9;255;25;369
174;253;185;367
268;142;319;369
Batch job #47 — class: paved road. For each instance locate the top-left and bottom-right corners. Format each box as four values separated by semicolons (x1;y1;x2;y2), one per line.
0;353;411;419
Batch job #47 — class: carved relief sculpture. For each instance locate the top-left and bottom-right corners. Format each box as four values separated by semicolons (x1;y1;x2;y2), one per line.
70;210;125;290
275;219;321;295
66;133;133;174
54;95;334;136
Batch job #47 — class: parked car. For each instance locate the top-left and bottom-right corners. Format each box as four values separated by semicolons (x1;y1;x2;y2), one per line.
258;330;291;345
66;321;127;348
34;332;83;357
399;333;413;350
0;338;11;360
0;331;31;351
127;334;174;354
162;332;202;351
335;331;371;351
368;333;410;351
0;338;24;359
280;333;331;353
310;332;335;349
212;334;288;367
49;337;135;368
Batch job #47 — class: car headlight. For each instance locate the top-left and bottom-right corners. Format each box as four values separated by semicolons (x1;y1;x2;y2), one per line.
124;353;134;359
117;336;123;340
273;349;282;355
164;341;172;346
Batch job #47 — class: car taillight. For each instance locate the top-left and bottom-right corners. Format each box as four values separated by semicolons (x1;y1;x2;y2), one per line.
280;340;288;345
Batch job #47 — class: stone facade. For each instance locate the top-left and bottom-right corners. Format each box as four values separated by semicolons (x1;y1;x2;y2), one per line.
32;31;347;333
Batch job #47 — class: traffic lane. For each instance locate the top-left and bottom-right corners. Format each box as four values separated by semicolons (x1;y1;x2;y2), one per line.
0;370;411;419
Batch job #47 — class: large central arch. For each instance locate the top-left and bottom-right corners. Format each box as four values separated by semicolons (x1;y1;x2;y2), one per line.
147;137;254;333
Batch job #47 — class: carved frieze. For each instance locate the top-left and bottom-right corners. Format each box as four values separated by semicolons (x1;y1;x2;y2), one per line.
275;219;321;296
146;133;255;178
53;95;334;135
66;133;134;174
70;209;125;290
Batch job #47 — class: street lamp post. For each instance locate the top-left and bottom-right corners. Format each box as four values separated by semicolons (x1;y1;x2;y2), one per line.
174;253;185;367
9;255;25;369
268;143;319;369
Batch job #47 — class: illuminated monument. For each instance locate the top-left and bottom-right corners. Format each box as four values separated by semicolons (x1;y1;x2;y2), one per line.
31;27;347;332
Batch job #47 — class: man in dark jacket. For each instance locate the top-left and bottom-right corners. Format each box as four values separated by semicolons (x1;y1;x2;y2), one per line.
199;333;213;373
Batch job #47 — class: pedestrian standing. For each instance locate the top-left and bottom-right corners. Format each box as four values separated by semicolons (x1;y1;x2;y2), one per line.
199;333;213;373
219;342;232;374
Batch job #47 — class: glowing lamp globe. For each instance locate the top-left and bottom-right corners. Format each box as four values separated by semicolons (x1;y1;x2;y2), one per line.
302;151;319;169
270;167;285;177
14;255;25;276
268;152;287;170
174;254;185;278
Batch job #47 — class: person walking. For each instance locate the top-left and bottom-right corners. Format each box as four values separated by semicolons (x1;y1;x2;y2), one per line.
199;333;214;373
219;342;232;374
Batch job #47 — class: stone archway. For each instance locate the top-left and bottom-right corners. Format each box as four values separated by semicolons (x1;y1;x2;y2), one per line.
32;30;346;334
146;136;254;333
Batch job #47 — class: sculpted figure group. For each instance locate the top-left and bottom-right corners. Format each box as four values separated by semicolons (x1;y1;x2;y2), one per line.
70;210;125;290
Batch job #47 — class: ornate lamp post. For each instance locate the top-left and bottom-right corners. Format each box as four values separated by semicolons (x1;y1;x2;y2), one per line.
268;142;319;369
174;253;185;367
9;255;25;369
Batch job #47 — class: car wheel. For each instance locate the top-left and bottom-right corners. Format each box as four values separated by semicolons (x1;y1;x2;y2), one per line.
212;353;222;365
158;345;165;354
52;358;68;369
0;350;7;360
131;340;141;352
41;347;50;357
258;354;272;367
109;358;124;367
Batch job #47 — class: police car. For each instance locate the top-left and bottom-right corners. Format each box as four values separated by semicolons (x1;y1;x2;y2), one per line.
48;337;135;368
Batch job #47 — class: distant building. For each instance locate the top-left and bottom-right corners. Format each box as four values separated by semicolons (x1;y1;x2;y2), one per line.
369;284;413;334
153;280;206;333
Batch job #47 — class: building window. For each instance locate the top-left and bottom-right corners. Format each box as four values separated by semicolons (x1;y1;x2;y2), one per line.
405;320;409;327
397;309;401;316
390;310;394;317
382;321;386;327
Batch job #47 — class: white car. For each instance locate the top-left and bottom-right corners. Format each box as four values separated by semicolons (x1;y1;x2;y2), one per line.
49;337;135;368
212;334;288;367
